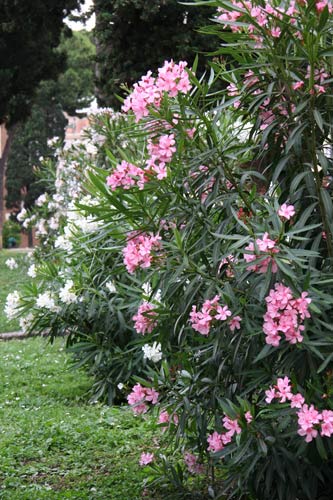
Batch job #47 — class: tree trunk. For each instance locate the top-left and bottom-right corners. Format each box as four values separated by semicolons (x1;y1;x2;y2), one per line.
0;124;17;248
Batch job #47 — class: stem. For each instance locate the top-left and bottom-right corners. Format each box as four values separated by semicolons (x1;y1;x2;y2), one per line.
309;94;333;260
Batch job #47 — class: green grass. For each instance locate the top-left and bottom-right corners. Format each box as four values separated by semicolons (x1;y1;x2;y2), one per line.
0;250;31;333
0;337;157;499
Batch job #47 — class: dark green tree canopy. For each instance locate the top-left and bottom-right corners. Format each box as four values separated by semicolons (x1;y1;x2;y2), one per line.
5;30;95;210
94;0;215;107
0;0;83;125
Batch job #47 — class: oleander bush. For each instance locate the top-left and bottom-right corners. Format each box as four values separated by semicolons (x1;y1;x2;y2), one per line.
6;1;333;498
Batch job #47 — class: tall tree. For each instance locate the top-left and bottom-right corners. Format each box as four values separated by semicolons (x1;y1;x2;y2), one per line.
0;0;83;125
0;0;83;239
5;30;95;211
93;0;215;108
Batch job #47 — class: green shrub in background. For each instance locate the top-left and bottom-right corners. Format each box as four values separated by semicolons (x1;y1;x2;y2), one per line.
2;219;21;248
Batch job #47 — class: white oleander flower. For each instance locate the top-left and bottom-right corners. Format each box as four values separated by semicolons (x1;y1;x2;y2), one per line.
19;313;34;333
36;219;47;236
17;208;27;222
5;258;18;270
105;281;116;293
142;342;163;363
48;217;59;230
5;291;20;319
142;282;162;302
36;291;58;311
27;264;37;278
35;193;48;207
54;231;73;252
59;280;77;304
47;136;59;147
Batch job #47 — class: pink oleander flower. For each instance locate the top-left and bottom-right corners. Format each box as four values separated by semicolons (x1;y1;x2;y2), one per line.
271;27;281;37
316;0;333;13
276;376;293;403
297;404;322;442
139;452;154;466
290;393;305;409
265;386;277;403
263;283;311;346
127;383;149;414
186;127;196;139
189;296;232;335
106;160;147;191
127;383;159;415
184;452;205;474
244;233;279;274
133;301;158;335
215;305;232;321
122;60;192;121
278;203;295;220
292;81;304;90
229;316;242;332
245;411;253;424
223;415;242;437
123;232;162;273
321;410;333;437
207;431;224;453
158;410;179;427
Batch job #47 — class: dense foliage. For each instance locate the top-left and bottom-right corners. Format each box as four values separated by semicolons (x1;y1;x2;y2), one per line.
6;1;333;498
0;0;83;125
5;31;95;210
93;0;216;108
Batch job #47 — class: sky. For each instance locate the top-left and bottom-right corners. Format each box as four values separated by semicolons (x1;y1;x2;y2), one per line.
65;0;96;31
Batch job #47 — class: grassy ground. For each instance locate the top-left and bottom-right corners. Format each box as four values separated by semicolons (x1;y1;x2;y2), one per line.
0;337;157;499
0;250;31;333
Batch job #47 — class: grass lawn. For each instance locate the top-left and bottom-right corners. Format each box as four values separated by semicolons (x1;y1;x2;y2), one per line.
0;337;158;499
0;250;31;333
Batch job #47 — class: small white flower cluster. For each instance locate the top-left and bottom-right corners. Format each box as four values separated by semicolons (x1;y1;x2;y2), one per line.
5;291;20;319
19;313;34;333
105;281;116;293
59;279;77;304
5;258;18;270
47;136;60;147
142;282;162;302
142;342;163;362
35;193;48;207
27;264;37;278
17;207;27;222
36;291;59;312
54;226;73;252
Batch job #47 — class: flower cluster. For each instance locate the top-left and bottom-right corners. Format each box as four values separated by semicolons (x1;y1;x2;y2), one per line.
36;291;59;312
207;415;242;453
106;160;146;191
146;133;176;180
4;291;20;320
139;452;154;466
59;279;78;304
265;377;333;443
158;410;179;433
142;341;162;362
127;383;159;415
189;295;238;336
133;302;158;335
123;232;162;274
244;232;279;274
5;258;18;270
123;60;192;121
184;452;205;475
263;283;311;346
